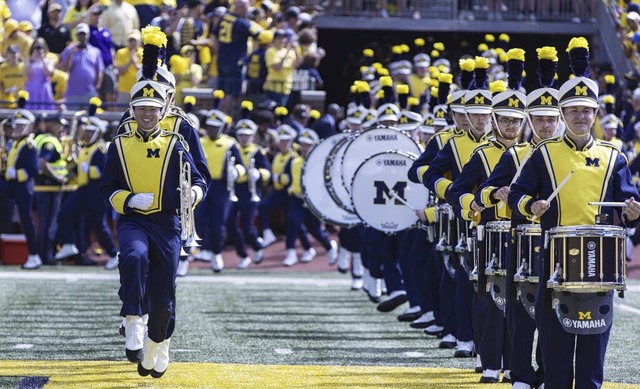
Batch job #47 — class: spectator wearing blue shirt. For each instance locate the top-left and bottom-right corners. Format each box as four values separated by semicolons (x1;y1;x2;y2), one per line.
87;6;116;106
212;0;261;113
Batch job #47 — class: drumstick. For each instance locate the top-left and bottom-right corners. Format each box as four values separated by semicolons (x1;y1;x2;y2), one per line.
531;169;575;222
388;190;417;212
588;201;627;207
497;148;534;210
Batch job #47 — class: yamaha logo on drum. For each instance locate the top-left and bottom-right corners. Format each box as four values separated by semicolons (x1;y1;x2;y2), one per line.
367;134;398;142
377;159;407;167
373;181;407;205
587;241;596;277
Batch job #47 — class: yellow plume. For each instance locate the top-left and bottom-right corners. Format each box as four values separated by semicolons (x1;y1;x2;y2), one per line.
213;90;225;99
372;62;383;69
430;86;438;96
499;33;510;42
431;50;440;58
536;46;558;61
400;44;410;53
241;100;253;110
408;97;419;107
350;84;358;93
356;81;371;93
439;73;453;84
17;90;29;100
359;65;368;73
414;38;425;47
603;95;615;105
275;106;288;116
363;48;374;57
142;29;167;48
485;34;495;43
396;84;410;94
392;45;402;54
377;68;389;76
474;56;489;69
604;74;615;84
434;42;445;51
380;76;393;88
459;58;475;72
89;97;102;107
567;37;589;52
310;110;321;120
490;80;506;94
376;89;385;99
429;78;439;87
478;43;489;52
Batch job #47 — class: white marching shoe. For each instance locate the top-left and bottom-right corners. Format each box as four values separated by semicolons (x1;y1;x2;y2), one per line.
351;253;364;277
138;336;160;377
300;247;316;263
337;249;350;273
237;257;251;270
327;240;338;265
125;315;145;363
176;259;190;277
511;383;532;389
283;249;298;266
22;254;42;270
54;243;79;260
211;254;224;272
254;238;265;264
351;277;363;290
196;249;214;262
261;228;277;247
151;338;171;378
104;255;119;270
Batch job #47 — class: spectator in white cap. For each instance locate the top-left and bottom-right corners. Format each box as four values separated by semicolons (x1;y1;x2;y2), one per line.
59;23;104;106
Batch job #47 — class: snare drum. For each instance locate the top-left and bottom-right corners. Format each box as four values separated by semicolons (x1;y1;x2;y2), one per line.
302;133;361;227
351;151;429;233
484;221;511;276
342;127;421;202
547;225;626;292
514;224;542;283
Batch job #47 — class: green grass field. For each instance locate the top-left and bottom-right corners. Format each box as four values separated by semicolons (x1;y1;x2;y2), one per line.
0;267;639;388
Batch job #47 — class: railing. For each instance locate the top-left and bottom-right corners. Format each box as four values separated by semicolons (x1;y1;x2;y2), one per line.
323;0;596;22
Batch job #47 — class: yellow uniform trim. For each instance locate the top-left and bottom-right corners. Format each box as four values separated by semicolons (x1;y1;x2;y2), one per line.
435;178;452;199
109;189;131;215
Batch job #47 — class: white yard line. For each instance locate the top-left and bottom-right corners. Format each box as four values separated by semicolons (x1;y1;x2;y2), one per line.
616;303;640;316
0;271;351;287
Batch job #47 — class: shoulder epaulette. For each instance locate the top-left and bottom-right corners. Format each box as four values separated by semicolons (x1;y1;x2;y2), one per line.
597;139;622;152
471;142;492;155
536;136;563;148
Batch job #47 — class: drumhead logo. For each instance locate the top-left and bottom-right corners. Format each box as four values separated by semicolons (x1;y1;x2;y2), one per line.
373;181;407;205
563;310;606;329
569;248;580;256
367;134;398;142
587;241;596;277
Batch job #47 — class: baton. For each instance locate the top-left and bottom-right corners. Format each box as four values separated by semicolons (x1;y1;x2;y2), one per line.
531;169;575;222
498;147;534;210
588;201;627;207
388;190;417;212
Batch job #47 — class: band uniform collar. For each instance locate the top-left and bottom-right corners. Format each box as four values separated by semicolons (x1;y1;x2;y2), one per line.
563;134;594;151
134;126;161;142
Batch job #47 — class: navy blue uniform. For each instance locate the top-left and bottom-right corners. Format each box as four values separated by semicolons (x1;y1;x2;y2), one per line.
509;135;640;389
100;128;206;343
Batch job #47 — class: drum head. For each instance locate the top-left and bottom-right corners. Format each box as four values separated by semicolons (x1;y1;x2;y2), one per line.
342;127;421;205
351;151;428;233
302;133;361;227
325;135;356;212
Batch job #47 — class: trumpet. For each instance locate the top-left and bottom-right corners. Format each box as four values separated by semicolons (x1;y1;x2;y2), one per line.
248;157;261;203
62;110;85;163
178;150;200;255
0;120;7;176
227;151;238;202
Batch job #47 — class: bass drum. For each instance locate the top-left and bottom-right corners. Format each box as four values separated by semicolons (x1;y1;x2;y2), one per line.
342;126;421;209
325;133;357;212
351;151;429;233
302;133;361;227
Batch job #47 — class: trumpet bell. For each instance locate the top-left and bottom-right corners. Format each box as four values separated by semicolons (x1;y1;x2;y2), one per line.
180;247;189;256
185;237;200;248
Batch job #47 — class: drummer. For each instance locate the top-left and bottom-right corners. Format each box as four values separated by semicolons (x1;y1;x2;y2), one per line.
448;50;528;382
476;45;562;389
422;56;491;358
508;37;640;389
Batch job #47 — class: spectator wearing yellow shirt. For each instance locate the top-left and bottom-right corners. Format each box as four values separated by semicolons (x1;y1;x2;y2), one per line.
1;19;33;59
62;0;94;42
51;68;69;107
0;0;12;48
263;29;300;107
169;45;202;105
114;29;142;105
0;45;26;107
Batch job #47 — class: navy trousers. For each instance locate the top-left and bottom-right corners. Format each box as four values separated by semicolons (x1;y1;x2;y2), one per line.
0;181;37;254
507;299;543;386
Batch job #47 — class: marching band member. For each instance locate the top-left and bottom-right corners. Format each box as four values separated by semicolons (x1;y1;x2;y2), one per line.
55;116;119;270
258;121;298;254
0;92;40;269
423;56;491;357
197;92;245;272
476;45;562;389
448;55;529;382
284;128;338;266
100;80;206;377
34;111;68;265
508;37;640;389
227;101;272;270
409;63;473;334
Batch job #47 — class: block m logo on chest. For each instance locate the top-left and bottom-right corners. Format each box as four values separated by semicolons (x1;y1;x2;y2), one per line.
147;148;160;158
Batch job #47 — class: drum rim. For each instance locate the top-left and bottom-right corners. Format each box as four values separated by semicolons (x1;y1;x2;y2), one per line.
302;133;361;227
516;223;541;233
341;126;421;209
350;150;422;232
324;135;356;212
486;220;512;231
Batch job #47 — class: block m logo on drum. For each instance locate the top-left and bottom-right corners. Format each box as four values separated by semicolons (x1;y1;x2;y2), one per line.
373;181;407;205
578;311;592;320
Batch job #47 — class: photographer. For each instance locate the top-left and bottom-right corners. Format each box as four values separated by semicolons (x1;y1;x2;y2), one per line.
263;29;301;107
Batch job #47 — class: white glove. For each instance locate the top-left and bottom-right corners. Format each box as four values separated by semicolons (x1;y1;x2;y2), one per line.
129;193;154;210
6;167;16;179
81;162;90;174
249;168;261;182
190;188;197;206
228;167;239;182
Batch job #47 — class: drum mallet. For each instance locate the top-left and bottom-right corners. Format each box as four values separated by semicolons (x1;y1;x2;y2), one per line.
588;202;627;207
531;169;575;222
388;190;417;212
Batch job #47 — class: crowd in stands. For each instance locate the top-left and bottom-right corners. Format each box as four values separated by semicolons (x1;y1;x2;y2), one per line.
0;0;325;113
